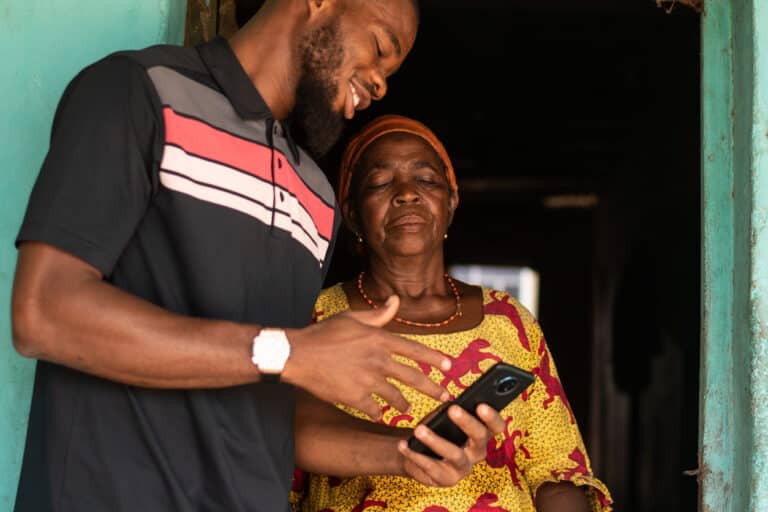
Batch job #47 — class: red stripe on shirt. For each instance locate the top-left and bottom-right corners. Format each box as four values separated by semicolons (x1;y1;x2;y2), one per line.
163;107;334;240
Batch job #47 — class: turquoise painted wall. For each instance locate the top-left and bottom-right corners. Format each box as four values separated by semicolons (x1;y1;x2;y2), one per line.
701;1;768;510
0;1;186;509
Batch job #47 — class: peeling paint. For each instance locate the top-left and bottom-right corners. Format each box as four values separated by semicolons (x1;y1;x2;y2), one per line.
702;0;768;510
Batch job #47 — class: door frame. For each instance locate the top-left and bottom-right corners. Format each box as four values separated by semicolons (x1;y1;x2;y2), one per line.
700;1;768;510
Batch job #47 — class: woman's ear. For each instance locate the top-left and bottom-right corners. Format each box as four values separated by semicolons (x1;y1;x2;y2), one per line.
342;200;361;235
447;192;458;227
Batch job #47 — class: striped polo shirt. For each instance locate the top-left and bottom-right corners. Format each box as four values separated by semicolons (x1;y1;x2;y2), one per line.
15;36;339;512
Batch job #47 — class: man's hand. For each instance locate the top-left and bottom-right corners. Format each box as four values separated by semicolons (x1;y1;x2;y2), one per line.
283;295;452;419
397;403;505;487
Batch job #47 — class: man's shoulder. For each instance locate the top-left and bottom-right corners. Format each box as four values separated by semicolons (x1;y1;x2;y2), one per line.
68;43;203;91
109;43;205;74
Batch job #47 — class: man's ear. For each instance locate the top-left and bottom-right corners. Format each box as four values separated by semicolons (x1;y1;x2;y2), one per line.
306;0;338;18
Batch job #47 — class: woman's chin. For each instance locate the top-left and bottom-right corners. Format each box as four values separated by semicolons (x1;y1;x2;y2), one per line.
381;239;436;258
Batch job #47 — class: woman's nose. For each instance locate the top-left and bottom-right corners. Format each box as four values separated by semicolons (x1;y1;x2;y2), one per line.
393;184;420;205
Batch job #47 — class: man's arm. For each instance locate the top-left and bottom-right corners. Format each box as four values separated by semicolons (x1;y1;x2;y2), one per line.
12;242;449;416
12;242;255;388
294;390;505;487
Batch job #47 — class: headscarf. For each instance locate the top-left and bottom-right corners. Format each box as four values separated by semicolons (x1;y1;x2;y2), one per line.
337;114;459;207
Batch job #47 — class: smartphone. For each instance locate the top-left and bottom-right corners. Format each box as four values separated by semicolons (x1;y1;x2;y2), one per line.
406;361;535;459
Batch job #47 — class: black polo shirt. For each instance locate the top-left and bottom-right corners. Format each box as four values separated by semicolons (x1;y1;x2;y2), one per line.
14;37;339;512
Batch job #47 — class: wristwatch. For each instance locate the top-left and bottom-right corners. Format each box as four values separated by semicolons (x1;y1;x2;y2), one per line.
251;328;291;383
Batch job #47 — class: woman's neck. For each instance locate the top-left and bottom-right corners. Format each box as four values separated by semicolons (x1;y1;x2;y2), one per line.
365;254;449;300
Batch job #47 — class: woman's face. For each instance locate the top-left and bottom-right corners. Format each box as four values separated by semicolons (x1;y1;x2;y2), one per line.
347;132;456;260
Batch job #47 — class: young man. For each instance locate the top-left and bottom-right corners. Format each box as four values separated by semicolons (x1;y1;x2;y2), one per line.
11;1;504;511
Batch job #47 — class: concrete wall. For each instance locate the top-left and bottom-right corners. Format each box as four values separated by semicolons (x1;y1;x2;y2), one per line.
0;1;186;508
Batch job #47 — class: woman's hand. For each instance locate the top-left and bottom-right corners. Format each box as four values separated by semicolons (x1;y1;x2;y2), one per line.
397;403;505;487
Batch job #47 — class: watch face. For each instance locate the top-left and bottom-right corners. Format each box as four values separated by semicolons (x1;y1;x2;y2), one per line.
252;329;290;372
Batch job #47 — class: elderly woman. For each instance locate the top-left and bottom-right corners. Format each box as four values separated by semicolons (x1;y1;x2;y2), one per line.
291;115;613;512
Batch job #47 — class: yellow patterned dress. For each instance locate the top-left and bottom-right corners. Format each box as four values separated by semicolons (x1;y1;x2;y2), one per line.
290;284;613;512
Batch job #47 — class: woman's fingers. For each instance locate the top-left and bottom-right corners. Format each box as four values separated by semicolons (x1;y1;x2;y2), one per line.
417;422;467;461
475;403;506;436
398;439;459;487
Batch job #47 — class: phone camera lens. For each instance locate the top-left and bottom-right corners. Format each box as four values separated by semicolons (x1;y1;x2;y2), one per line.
496;376;517;395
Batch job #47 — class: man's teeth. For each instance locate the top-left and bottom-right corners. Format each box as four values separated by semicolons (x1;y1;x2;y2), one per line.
351;84;360;108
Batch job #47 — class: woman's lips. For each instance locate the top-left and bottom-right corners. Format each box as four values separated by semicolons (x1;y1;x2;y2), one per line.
389;214;427;229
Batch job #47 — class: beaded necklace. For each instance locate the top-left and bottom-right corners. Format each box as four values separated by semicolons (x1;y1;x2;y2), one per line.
356;271;463;327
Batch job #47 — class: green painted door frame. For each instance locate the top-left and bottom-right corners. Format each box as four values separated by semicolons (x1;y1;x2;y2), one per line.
1;1;766;511
701;1;768;511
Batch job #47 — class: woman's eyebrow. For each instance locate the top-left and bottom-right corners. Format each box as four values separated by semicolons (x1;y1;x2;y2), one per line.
412;160;441;170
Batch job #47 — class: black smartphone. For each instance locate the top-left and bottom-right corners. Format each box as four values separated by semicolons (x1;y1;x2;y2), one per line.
406;361;535;459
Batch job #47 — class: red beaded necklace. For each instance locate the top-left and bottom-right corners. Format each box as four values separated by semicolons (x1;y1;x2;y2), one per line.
356;271;463;327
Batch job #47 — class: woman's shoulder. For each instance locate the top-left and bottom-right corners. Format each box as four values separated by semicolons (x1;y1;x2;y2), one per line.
312;282;351;322
480;287;536;321
478;287;546;353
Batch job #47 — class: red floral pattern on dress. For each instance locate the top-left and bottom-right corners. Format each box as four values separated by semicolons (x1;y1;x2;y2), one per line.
292;468;307;493
551;448;588;480
378;405;414;427
485;418;530;489
421;494;509;512
484;291;531;351
351;489;387;511
417;338;501;397
468;493;510;511
532;338;575;424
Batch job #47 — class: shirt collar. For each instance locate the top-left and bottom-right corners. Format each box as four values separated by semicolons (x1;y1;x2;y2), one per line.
196;36;273;120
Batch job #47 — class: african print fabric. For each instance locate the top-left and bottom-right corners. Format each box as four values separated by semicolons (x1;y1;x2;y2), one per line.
291;284;613;512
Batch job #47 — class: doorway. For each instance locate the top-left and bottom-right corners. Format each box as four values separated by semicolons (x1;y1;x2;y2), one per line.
325;3;702;510
194;1;703;510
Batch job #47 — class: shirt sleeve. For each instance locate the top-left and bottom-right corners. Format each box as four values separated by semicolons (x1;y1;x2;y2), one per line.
517;314;614;511
16;54;162;277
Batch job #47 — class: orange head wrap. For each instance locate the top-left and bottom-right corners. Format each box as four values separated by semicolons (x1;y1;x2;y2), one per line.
337;114;458;207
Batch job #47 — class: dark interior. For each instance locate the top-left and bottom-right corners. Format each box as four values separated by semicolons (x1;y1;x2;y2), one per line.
238;1;702;510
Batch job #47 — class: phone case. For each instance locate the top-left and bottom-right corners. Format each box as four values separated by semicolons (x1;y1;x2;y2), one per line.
407;362;535;458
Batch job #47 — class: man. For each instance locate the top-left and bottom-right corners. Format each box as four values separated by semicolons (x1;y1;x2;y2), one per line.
11;1;504;511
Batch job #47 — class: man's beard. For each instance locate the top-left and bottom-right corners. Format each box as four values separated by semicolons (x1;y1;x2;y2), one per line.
289;21;346;161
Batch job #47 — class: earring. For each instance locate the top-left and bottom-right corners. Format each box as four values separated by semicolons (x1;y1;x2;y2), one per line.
444;233;448;240
356;233;363;244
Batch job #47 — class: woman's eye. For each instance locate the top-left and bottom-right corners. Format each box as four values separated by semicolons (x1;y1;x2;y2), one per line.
374;38;383;58
367;181;389;189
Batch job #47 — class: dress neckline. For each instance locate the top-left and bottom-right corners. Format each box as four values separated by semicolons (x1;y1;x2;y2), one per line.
336;283;490;336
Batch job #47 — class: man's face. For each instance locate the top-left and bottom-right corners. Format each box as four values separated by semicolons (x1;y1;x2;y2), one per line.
291;20;345;160
290;0;419;160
